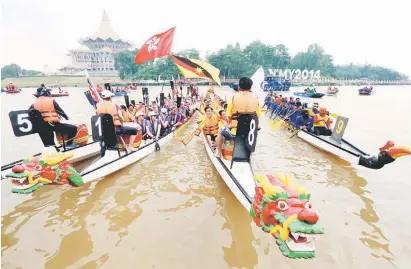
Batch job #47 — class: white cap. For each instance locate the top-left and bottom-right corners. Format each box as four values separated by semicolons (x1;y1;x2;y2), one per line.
161;108;167;114
101;90;114;98
148;111;157;117
135;111;145;117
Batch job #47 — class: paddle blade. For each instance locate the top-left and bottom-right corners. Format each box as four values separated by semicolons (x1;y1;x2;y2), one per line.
270;120;284;131
268;119;274;125
330;112;338;118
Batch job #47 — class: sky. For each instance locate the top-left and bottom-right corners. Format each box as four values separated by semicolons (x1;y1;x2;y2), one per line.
1;0;410;77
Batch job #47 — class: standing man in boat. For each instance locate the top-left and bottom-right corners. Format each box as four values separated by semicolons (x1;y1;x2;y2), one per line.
313;107;333;136
29;89;77;148
214;77;261;158
96;90;139;151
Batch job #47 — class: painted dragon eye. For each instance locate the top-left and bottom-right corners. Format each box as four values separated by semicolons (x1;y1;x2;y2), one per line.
277;200;289;211
304;201;312;209
35;164;42;170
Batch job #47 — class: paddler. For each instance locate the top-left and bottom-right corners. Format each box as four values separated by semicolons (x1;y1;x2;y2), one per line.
143;111;161;140
159;108;171;136
120;105;134;123
313;107;333;136
170;106;183;130
29;89;77;148
96;90;139;151
36;83;46;96
215;77;261;158
200;106;219;146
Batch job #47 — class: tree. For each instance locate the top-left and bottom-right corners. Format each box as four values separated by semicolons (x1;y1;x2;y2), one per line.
1;64;22;79
292;44;335;77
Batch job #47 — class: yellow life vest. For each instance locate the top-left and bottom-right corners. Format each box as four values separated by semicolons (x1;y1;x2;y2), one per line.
313;114;329;128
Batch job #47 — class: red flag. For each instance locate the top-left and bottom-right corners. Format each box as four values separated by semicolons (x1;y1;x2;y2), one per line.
134;27;176;64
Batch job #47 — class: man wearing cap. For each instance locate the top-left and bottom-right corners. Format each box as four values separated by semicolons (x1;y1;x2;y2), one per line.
159;108;171;136
214;77;261;158
143;111;161;140
29;89;77;148
96;90;138;151
313;107;333;136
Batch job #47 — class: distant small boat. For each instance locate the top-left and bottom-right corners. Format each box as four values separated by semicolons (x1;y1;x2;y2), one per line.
358;87;373;95
294;92;325;98
99;91;129;97
33;90;69;97
326;87;339;96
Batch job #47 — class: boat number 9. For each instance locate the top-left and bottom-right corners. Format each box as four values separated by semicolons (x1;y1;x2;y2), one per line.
248;119;256;146
336;120;344;134
17;113;33;133
95;117;102;137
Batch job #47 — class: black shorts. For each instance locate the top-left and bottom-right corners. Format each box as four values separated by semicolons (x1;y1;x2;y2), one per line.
208;134;217;141
116;125;137;135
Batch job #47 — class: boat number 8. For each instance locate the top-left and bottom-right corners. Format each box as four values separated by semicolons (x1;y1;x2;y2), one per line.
95;117;102;137
248;119;256;146
336;120;344;134
17;113;33;133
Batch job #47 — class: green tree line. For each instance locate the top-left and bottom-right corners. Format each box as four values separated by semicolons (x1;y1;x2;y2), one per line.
1;64;42;80
114;41;408;81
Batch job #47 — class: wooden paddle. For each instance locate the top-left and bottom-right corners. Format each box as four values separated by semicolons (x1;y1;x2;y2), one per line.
182;122;205;146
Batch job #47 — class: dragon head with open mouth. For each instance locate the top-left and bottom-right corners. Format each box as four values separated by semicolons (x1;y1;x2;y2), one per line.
5;152;84;194
359;140;411;169
251;173;324;259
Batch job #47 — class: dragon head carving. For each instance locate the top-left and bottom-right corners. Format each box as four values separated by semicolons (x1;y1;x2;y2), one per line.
250;173;324;259
5;152;83;194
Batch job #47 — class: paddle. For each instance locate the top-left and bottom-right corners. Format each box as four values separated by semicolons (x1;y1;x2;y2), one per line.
182;121;204;146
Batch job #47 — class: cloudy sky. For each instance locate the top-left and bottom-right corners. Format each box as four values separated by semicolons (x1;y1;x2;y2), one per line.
1;0;410;76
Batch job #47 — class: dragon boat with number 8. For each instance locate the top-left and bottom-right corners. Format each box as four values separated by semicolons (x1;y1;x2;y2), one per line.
200;113;324;259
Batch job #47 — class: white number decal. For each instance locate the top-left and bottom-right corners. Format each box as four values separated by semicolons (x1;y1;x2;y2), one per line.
314;70;321;79
309;70;314;79
95;117;102;137
17;113;32;133
248;119;256;147
301;69;309;80
294;69;301;80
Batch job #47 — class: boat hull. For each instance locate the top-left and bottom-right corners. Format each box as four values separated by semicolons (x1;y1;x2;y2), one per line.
33;93;69;97
201;132;255;210
293;92;325;98
79;111;197;184
1;140;100;176
358;89;372;95
297;130;363;164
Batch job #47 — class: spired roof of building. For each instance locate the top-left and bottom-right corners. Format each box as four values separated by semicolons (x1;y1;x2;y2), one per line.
76;9;133;51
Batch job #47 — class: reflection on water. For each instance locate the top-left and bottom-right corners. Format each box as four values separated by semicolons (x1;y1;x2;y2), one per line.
325;160;395;266
2;86;411;269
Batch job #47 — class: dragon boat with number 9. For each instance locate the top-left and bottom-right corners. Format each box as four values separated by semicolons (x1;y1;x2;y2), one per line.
201;113;324;259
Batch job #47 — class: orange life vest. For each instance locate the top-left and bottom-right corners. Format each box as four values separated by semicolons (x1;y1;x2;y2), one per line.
204;114;219;135
230;91;259;128
33;96;60;123
96;100;122;126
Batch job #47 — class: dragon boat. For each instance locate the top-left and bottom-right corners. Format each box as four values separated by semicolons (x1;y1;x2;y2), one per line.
78;106;197;183
268;112;411;169
200;114;324;258
1;110;101;176
3;104;199;193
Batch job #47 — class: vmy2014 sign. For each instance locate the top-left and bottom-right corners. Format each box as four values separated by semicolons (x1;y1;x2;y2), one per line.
268;69;321;80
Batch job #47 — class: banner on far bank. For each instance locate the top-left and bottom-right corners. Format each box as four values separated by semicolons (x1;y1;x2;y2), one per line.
268;69;321;80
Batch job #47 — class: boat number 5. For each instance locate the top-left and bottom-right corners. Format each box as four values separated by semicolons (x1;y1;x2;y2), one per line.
248;119;256;146
336;120;344;134
17;113;33;133
95;117;102;137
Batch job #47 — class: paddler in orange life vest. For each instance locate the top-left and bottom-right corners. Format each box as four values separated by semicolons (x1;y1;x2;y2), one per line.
96;90;139;151
29;89;77;148
313;107;333;136
200;106;219;146
214;77;261;158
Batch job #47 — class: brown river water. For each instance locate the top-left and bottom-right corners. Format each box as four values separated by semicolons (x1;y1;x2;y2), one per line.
1;85;411;269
